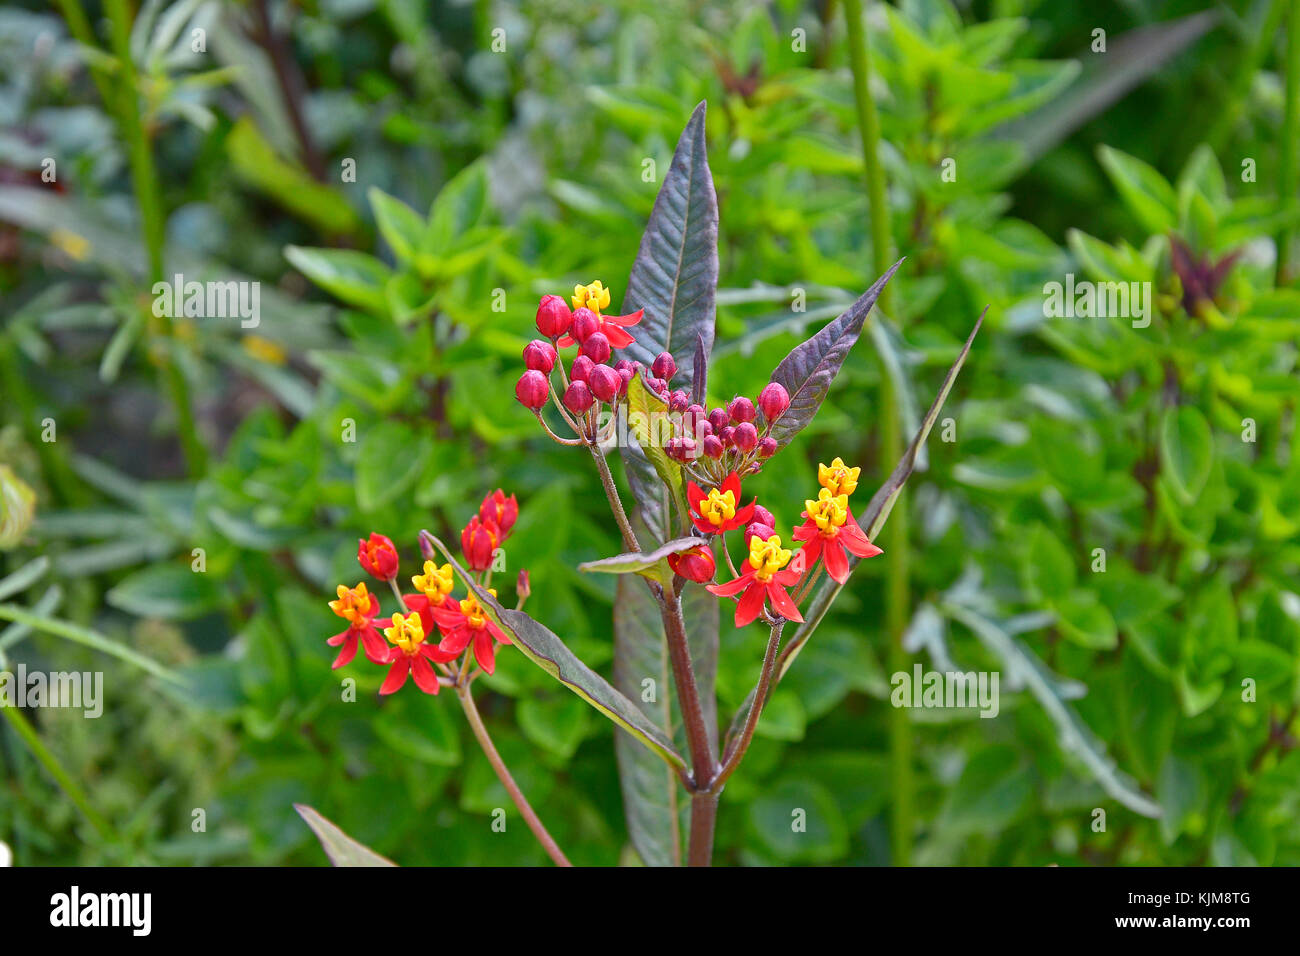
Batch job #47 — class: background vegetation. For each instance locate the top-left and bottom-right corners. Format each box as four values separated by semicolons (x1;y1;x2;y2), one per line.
2;0;1298;866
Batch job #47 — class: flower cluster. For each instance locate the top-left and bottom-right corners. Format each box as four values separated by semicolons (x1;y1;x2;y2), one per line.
515;280;645;424
678;457;882;627
661;381;790;488
326;490;523;695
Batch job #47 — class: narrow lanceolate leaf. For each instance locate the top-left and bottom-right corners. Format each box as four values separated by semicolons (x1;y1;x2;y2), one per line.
724;308;985;751
939;604;1161;819
578;536;703;583
294;805;396;866
691;331;708;406
613;537;718;867
423;534;686;771
621;101;718;380
765;258;904;451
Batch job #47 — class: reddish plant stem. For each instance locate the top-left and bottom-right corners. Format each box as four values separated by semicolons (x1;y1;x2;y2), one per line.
714;619;783;790
456;683;572;867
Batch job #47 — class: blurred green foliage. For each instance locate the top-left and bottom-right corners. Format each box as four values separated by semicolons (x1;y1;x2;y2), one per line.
2;0;1298;866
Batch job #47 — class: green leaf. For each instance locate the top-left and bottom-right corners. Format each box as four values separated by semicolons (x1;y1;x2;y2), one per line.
1055;590;1119;651
1160;405;1214;504
748;779;847;863
421;533;686;771
294;804;396;866
0;464;36;549
621;101;718;381
578;535;703;583
765;259;903;451
368;187;424;263
1022;524;1075;602
1097;145;1178;235
0;555;49;602
0;602;184;685
227;118;358;234
355;421;430;512
285;246;392;315
624;372;686;528
518;692;591;760
106;562;222;621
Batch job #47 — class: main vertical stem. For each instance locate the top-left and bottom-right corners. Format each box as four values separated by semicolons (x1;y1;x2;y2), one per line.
844;0;912;865
1278;0;1300;284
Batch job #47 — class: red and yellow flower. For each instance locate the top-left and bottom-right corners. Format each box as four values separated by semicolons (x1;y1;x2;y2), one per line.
325;582;388;669
376;611;457;695
556;280;643;349
707;534;804;627
461;516;500;571
357;532;399;580
687;471;757;534
479;489;519;538
432;589;513;675
793;460;882;583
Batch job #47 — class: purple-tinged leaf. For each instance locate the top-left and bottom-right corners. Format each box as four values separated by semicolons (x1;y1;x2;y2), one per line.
765;258;904;450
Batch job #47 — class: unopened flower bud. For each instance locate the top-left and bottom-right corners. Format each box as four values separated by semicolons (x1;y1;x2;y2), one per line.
703;434;723;458
358;532;400;580
708;408;729;432
719;425;736;447
536;295;573;338
563;380;594;414
589;364;620;402
651;352;677;381
753;504;775;527
758;382;790;421
667;544;715;583
669;390;690;413
757;436;777;458
744;522;776;549
683;403;706;434
570;308;599;343
728;396;756;423
515;370;549;410
617;367;633;396
732;421;758;452
614;358;635;375
581;332;611;364
517;568;531;601
570;355;595;383
523;339;557;373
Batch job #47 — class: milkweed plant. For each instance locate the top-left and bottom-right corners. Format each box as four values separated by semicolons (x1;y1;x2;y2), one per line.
307;104;984;866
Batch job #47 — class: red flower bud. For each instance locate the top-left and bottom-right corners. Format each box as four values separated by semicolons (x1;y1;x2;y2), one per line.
753;504;775;527
733;421;758;452
708;407;729;432
614;358;635;374
516;569;531;601
581;332;611;364
461;517;500;572
563;380;594;414
570;355;595;383
728;396;756;423
589;364;621;402
744;522;776;549
757;436;777;458
617;367;633;396
536;295;573;338
683;404;706;434
668;544;715;583
719;425;736;447
479;489;519;538
645;375;667;397
515;370;549;410
703;434;723;458
651;352;677;381
758;382;790;421
570;308;599;343
523;339;557;372
358;532;399;581
668;390;690;413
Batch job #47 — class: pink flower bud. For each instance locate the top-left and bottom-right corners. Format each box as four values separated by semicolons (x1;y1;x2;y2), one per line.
669;390;690;413
758;382;790;421
581;332;611;364
733;421;758;451
668;544;715;583
563;379;594;413
523;339;557;373
703;434;723;458
708;408;729;432
683;403;706;434
753;504;775;527
589;364;620;402
536;295;573;338
744;522;776;549
728;396;756;423
570;355;595;383
651;352;677;381
517;568;531;600
617;367;633;396
757;436;777;458
515;370;549;410
719;425;736;447
570;308;599;343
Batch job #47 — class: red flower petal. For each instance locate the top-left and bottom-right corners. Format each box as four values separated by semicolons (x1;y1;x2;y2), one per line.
604;325;635;348
720;472;742;500
473;631;497;674
823;539;850;583
410;655;441;695
359;625;391;664
379;659;410;695
797;536;824;567
839;518;883;559
686;480;706;511
734;582;767;627
488;621;511;646
766;582;804;622
330;632;358;669
604;308;643;328
707;573;753;597
791;520;817;543
730;499;757;530
438;625;471;655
